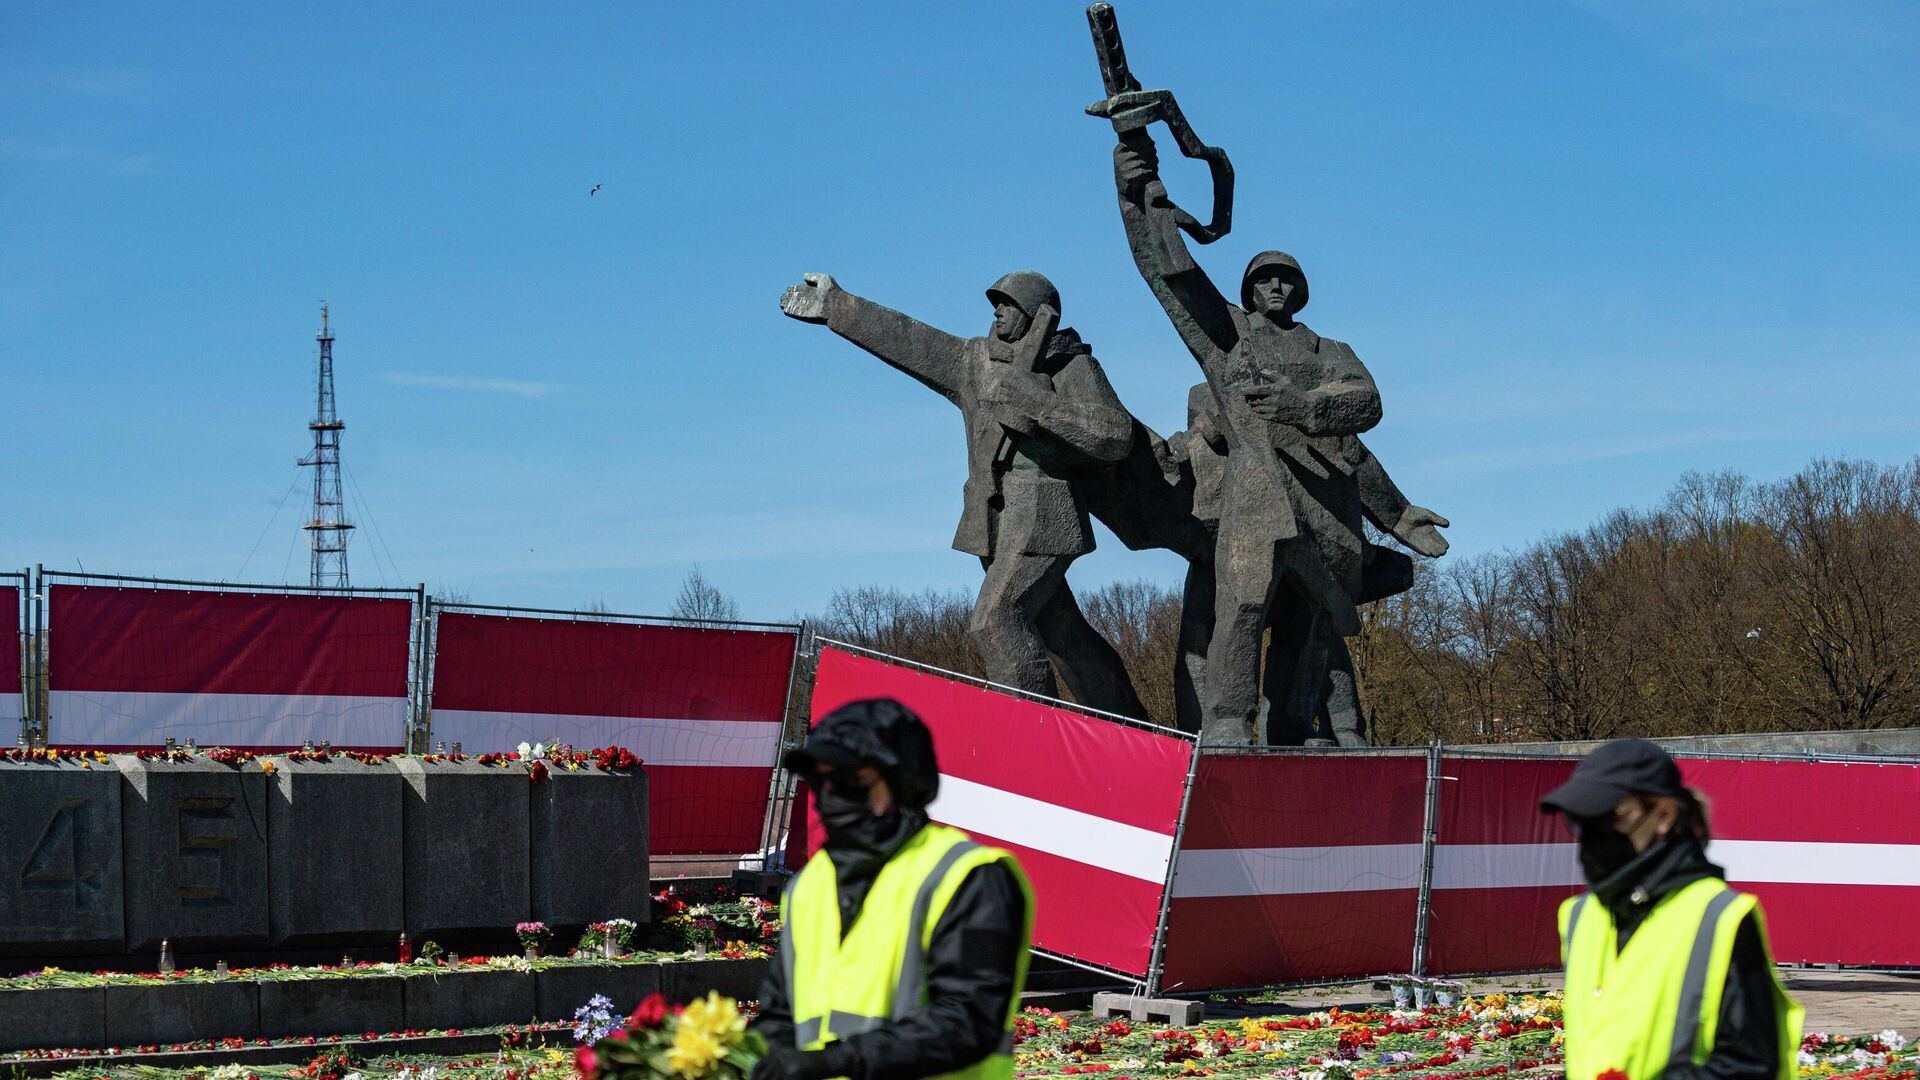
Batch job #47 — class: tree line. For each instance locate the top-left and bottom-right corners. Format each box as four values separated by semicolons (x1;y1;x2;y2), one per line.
798;457;1920;744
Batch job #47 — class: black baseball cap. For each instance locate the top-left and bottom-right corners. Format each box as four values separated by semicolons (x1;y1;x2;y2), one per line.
781;698;940;808
1539;738;1686;818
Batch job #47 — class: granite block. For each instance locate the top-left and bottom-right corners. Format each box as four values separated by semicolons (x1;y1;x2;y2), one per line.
402;967;535;1031
255;974;403;1038
532;962;661;1022
393;759;529;940
0;760;125;956
116;756;269;952
659;957;769;1005
529;768;648;929
0;986;106;1052
103;979;259;1047
263;756;403;946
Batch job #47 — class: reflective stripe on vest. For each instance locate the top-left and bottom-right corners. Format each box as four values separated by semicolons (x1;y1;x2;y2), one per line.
1669;889;1740;1070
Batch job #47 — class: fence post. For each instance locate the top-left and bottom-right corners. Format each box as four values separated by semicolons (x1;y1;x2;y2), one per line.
1144;735;1203;997
1411;736;1443;976
31;563;45;748
412;584;431;754
14;568;27;747
756;623;812;873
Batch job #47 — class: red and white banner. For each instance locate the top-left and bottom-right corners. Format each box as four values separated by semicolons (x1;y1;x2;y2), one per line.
1420;755;1920;974
1684;758;1920;967
1424;756;1580;975
807;647;1195;979
1158;753;1428;991
429;612;797;857
4;584;21;726
47;585;412;751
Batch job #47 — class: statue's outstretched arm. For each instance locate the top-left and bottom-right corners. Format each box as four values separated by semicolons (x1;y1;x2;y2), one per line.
1113;133;1238;369
781;273;970;404
1353;440;1450;558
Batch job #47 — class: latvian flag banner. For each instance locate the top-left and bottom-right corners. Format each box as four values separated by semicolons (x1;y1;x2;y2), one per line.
48;585;412;751
428;612;798;857
4;583;21;728
808;646;1195;980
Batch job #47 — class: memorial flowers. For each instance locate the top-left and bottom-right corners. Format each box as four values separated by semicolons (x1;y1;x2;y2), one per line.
517;922;553;953
579;991;766;1080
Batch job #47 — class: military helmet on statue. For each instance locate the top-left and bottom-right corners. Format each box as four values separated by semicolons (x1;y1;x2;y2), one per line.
1240;250;1309;313
985;270;1061;318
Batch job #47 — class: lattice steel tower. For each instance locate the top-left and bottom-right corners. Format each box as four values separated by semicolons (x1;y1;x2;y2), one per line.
298;303;353;589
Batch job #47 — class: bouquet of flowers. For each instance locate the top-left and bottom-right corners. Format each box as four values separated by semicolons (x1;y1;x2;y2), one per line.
577;991;766;1080
516;921;553;953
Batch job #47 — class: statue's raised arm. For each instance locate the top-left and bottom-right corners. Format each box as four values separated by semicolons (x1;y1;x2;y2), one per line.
1086;4;1240;372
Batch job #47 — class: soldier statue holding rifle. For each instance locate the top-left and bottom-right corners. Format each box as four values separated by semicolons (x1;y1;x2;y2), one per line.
1086;2;1449;745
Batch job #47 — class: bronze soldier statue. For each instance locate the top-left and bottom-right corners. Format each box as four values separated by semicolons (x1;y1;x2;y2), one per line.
780;271;1149;719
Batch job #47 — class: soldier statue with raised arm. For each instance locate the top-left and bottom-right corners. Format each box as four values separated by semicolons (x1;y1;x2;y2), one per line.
780;271;1149;720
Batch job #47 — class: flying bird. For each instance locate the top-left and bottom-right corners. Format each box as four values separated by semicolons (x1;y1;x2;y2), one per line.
589;183;602;196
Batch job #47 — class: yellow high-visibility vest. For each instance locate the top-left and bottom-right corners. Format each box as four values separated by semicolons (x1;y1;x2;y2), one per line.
780;822;1035;1080
1560;877;1803;1080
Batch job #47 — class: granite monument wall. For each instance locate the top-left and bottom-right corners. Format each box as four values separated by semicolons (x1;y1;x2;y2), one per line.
0;755;648;960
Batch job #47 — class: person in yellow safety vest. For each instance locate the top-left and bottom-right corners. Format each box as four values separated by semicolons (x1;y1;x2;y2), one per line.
750;698;1034;1080
1540;738;1803;1080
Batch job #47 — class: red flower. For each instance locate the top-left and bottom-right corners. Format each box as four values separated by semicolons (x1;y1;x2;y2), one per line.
629;993;669;1029
574;1044;597;1078
529;760;550;785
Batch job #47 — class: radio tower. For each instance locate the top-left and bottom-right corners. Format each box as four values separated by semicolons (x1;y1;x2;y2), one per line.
298;303;353;589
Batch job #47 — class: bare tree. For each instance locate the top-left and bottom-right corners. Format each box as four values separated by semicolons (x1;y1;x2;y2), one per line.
672;566;741;623
1079;580;1182;727
1760;458;1920;729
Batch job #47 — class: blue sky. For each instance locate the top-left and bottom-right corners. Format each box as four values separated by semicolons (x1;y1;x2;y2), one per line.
4;2;1916;620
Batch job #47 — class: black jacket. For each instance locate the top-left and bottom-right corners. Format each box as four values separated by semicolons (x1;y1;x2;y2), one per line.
753;821;1026;1080
1591;833;1781;1080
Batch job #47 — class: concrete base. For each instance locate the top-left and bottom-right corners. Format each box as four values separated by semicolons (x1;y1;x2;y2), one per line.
104;980;259;1047
403;968;536;1031
661;956;768;1004
0;986;106;1052
533;962;662;1022
256;975;404;1038
1090;991;1203;1027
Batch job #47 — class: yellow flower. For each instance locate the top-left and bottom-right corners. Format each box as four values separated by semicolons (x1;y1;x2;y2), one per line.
260;760;278;775
669;992;746;1076
668;1026;725;1077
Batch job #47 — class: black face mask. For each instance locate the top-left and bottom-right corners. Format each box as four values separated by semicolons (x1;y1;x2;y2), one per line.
815;781;900;853
1576;818;1640;885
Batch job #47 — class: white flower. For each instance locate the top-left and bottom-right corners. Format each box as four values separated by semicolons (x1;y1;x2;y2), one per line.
1798;1051;1817;1068
1880;1030;1908;1051
516;742;532;758
533;742;547;758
